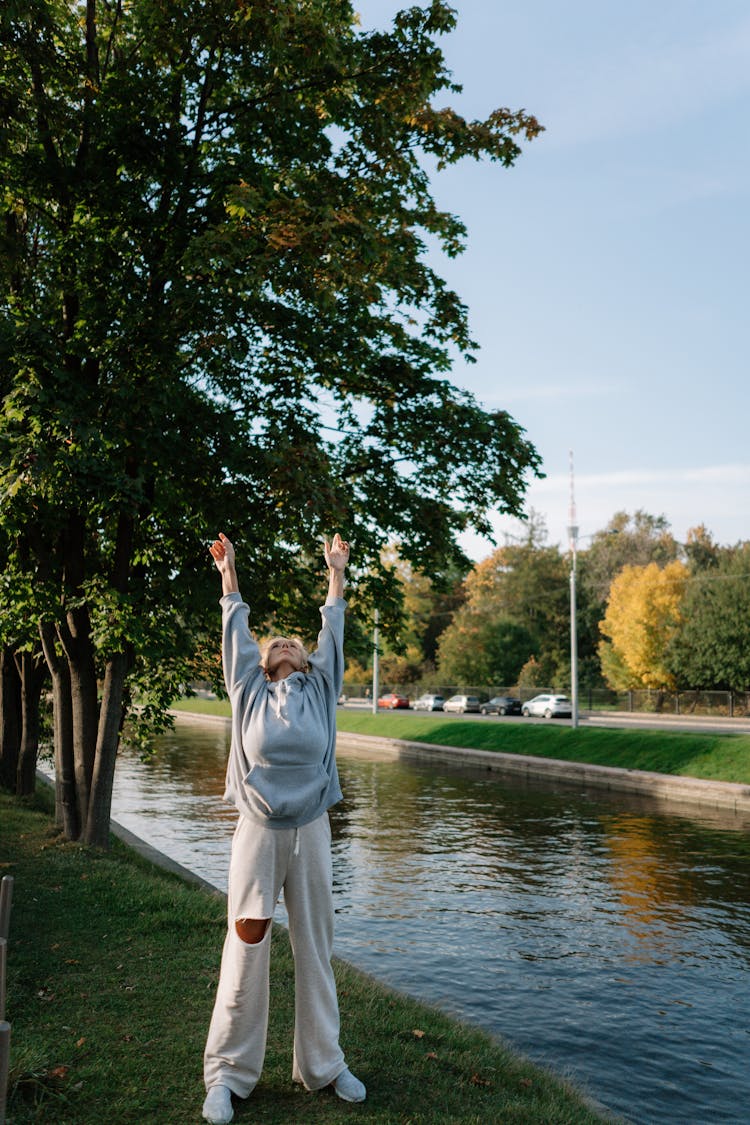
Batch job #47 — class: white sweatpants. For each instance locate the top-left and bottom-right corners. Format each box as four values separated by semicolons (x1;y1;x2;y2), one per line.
203;812;346;1097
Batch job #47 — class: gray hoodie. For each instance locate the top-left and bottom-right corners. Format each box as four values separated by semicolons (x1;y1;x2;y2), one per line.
220;591;345;829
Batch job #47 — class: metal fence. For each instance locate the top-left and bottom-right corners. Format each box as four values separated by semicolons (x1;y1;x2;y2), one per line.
596;689;750;718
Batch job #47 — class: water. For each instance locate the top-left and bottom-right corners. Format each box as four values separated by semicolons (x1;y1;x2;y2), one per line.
109;718;750;1124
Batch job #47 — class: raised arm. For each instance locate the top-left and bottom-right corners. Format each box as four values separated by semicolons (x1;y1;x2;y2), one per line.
209;533;239;596
209;533;263;695
323;533;350;602
307;534;350;692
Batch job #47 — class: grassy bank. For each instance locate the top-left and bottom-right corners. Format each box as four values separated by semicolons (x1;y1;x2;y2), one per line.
335;712;750;784
2;790;609;1124
170;697;750;785
172;697;232;718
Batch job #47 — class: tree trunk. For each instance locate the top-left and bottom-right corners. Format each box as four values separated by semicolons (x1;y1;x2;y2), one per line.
40;623;79;839
84;510;137;847
0;649;22;791
84;652;129;848
14;651;48;797
58;608;99;834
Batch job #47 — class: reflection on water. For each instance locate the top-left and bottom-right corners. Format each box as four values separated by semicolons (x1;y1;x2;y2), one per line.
111;719;750;1125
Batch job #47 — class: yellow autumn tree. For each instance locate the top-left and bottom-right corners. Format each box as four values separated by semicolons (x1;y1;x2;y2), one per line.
599;561;689;690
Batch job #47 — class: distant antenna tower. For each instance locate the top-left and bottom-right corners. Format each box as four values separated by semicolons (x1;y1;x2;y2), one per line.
567;450;578;553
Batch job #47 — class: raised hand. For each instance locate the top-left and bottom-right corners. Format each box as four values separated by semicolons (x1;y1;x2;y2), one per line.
324;533;350;572
209;533;235;572
209;534;239;595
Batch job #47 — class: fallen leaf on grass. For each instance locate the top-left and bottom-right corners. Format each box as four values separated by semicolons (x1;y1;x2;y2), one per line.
47;1066;69;1081
470;1073;491;1087
412;1029;425;1039
519;1078;533;1089
426;1052;438;1060
76;1038;86;1048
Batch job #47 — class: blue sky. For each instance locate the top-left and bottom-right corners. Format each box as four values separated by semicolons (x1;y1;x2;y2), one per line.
358;1;750;558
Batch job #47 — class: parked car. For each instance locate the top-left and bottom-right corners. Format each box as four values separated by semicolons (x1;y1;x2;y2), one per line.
377;692;410;710
480;695;522;716
412;693;445;711
521;694;573;718
443;694;482;714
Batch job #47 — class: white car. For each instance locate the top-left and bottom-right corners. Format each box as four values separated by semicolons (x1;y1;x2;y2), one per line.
521;694;573;718
443;695;481;714
412;694;445;711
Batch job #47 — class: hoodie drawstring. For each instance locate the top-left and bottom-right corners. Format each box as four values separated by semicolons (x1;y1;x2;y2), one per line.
294;828;300;857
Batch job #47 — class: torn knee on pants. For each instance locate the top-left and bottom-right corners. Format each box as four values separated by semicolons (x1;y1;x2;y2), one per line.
235;917;271;945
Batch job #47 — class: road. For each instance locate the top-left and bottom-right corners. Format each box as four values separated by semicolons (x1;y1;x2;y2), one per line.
341;700;750;736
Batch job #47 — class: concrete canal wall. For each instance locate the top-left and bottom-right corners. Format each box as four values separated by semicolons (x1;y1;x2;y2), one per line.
335;730;750;816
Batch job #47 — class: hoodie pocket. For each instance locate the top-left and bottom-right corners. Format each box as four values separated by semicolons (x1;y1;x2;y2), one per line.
245;761;329;821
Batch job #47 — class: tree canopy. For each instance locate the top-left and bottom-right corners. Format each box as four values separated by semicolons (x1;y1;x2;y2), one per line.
435;516;568;688
598;560;689;691
666;543;750;692
0;0;543;841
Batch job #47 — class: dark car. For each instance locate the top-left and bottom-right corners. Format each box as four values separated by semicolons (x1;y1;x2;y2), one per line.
377;692;410;710
480;695;522;716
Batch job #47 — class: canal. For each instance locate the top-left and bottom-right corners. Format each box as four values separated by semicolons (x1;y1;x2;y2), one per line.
108;718;750;1124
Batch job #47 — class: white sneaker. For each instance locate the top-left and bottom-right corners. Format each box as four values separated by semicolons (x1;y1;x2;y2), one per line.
202;1084;234;1124
333;1068;367;1103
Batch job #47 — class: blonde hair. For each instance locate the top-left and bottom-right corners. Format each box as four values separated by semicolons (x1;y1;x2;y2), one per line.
259;636;310;676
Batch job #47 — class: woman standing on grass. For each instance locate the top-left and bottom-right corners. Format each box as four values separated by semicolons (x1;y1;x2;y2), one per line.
202;531;365;1125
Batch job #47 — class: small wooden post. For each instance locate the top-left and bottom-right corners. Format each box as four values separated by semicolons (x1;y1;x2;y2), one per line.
0;938;7;1125
0;875;13;1125
0;879;12;942
0;939;6;1022
0;1018;9;1125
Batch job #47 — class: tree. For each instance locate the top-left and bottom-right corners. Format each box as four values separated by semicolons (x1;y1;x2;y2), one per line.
580;511;681;604
435;516;568;687
598;561;689;690
0;1;543;843
437;614;537;687
0;649;22;791
575;510;682;687
666;543;750;691
0;530;49;797
354;545;468;684
683;524;720;573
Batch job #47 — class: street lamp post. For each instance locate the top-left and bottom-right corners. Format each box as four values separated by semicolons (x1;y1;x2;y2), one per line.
372;609;379;715
568;452;579;729
569;531;579;729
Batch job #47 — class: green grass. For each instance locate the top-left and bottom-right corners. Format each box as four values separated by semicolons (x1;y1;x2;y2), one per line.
334;712;750;785
1;789;610;1124
171;696;232;718
170;698;750;785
